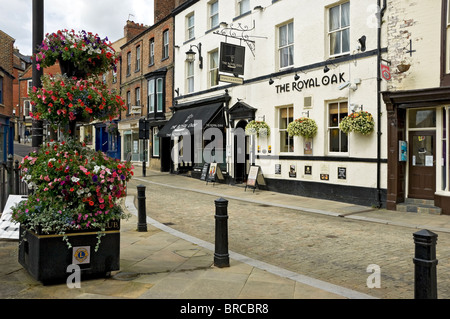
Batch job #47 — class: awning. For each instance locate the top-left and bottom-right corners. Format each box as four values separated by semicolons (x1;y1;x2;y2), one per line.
158;102;224;138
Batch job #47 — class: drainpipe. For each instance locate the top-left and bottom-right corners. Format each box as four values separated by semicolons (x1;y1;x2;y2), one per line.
377;0;387;208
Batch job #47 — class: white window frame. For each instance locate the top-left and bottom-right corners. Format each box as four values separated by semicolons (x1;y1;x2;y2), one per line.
153;127;160;157
328;2;350;57
148;79;155;113
278;21;294;69
186;13;195;41
327;101;349;155
136;46;141;71
127;52;132;75
24;100;31;118
135;87;141;107
163;30;169;59
187;61;195;93
156;78;164;112
238;0;250;16
209;49;219;88
279;106;294;153
209;0;219;29
149;38;155;65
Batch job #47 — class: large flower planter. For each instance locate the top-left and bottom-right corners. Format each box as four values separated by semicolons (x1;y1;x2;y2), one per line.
18;221;120;285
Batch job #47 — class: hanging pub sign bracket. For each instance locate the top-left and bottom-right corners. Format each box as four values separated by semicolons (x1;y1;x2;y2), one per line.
213;20;267;57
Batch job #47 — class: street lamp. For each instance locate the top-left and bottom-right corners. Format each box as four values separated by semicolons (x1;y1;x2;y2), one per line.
186;43;203;69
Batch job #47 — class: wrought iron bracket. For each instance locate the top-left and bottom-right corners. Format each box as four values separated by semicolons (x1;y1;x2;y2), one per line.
213;21;267;57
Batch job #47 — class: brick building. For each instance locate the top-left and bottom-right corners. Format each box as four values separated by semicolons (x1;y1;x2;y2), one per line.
118;5;176;172
0;30;15;162
18;63;61;144
12;49;32;142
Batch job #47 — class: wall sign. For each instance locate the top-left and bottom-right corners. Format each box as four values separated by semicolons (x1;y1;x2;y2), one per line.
338;167;347;180
220;42;245;76
275;73;346;93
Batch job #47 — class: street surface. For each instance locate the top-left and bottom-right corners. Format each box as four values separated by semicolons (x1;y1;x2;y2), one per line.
126;173;450;299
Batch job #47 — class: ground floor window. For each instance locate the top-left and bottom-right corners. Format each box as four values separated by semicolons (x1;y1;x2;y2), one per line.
328;101;348;153
153;127;160;157
124;130;145;162
279;106;294;153
442;107;449;191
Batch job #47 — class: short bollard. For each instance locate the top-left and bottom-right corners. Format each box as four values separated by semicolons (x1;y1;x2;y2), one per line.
137;185;148;232
413;229;438;299
214;198;230;268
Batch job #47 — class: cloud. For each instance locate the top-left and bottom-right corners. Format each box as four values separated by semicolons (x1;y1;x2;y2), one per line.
0;0;154;56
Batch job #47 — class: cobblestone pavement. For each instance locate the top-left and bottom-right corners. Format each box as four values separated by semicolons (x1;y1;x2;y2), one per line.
126;173;450;299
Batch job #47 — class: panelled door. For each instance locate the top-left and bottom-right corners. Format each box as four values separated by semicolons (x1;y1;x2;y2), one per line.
408;131;436;199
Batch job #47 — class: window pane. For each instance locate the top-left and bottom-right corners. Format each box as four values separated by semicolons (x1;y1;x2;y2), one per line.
279;25;287;47
240;0;250;14
288;23;294;44
342;28;350;53
330;32;340;55
341;2;350;27
409;110;436;128
330;6;340;31
330;129;340;152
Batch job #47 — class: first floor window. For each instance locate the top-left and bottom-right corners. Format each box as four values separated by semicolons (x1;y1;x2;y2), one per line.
329;2;350;56
209;50;219;87
279;106;294;153
153;127;160;157
187;61;194;93
279;21;294;69
157;78;164;112
148;79;155;113
328;101;348;153
24;100;31;117
209;0;219;29
238;0;250;15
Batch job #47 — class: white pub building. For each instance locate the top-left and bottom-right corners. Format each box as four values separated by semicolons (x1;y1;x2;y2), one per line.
164;0;390;207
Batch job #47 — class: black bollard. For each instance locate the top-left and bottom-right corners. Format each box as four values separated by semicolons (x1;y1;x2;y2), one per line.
137;185;148;232
413;229;438;299
214;198;230;268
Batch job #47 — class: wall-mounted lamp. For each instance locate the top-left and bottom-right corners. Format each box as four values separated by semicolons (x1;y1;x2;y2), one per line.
302;111;310;118
269;78;274;85
175;88;180;97
324;60;338;73
294;73;300;81
254;5;264;11
358;36;367;52
186;43;203;69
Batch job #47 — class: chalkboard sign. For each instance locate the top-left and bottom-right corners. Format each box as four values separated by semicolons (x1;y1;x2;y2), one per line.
200;163;210;181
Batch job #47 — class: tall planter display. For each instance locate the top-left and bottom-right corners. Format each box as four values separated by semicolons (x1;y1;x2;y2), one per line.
12;29;131;285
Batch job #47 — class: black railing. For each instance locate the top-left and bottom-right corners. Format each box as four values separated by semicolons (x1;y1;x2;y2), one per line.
0;155;29;213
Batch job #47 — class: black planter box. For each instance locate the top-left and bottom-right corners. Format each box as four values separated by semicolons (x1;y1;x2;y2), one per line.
18;223;120;285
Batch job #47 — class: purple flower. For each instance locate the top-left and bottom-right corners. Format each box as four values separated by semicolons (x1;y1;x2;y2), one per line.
93;175;98;182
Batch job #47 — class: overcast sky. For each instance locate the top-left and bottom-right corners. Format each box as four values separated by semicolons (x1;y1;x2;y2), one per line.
0;0;154;56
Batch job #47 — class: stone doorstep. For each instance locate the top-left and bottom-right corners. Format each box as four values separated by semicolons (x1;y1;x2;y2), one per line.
396;200;442;215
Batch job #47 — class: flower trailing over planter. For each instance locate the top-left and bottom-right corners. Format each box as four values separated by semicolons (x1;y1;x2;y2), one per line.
245;120;271;137
11;139;134;250
29;74;126;130
33;29;119;77
287;117;318;139
340;111;375;136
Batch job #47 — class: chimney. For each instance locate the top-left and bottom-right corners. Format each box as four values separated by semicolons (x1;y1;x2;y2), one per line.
154;0;177;23
124;20;148;41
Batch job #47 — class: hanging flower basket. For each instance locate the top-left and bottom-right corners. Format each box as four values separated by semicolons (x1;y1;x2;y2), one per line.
28;74;126;130
106;122;119;135
287;117;318;138
33;29;119;77
245;120;271;137
340;111;375;135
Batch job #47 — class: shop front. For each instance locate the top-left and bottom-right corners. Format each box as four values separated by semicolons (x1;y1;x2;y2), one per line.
158;94;230;176
383;87;450;215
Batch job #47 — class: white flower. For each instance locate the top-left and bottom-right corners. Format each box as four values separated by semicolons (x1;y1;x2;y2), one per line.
71;177;80;183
